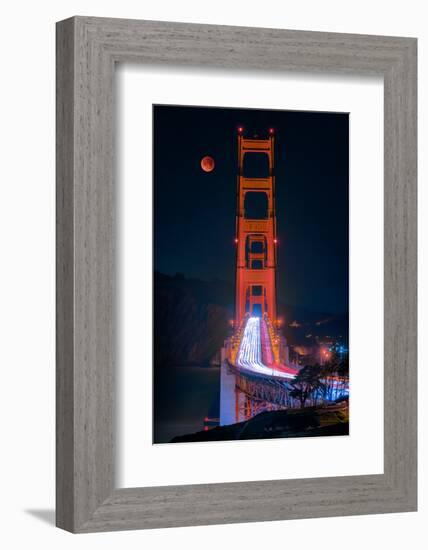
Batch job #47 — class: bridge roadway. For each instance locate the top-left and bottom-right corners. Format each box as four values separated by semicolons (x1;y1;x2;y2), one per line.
236;316;296;379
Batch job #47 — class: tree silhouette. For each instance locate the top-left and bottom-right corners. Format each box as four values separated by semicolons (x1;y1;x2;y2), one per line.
288;365;325;408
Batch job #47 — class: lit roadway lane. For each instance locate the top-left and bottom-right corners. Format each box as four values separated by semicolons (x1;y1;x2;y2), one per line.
236;317;295;379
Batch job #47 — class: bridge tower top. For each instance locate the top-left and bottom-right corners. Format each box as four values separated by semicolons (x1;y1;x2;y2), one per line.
235;129;278;327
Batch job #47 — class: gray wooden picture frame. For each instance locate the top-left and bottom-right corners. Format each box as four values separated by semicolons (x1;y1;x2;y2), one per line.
56;16;417;533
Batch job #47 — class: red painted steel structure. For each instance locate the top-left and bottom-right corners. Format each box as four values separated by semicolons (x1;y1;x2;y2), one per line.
234;130;277;326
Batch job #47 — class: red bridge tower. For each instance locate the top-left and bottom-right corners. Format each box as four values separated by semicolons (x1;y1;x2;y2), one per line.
235;129;277;327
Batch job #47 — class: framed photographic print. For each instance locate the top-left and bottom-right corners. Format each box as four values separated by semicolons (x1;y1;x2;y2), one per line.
56;17;417;532
151;104;349;446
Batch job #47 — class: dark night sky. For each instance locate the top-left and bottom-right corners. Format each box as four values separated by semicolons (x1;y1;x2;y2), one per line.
153;105;349;315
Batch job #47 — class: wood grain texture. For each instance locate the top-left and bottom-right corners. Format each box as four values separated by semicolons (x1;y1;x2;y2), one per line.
56;18;75;532
56;16;417;533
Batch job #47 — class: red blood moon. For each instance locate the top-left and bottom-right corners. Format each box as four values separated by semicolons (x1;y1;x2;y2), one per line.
200;156;215;172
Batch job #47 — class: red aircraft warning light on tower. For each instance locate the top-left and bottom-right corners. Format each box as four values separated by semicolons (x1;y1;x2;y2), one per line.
234;128;278;327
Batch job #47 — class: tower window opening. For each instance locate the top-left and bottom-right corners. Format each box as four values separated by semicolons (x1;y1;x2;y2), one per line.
252;304;263;318
242;152;270;178
244;192;268;219
252;285;263;296
250;240;265;253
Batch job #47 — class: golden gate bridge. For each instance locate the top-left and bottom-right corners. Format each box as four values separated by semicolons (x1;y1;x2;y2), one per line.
219;128;301;425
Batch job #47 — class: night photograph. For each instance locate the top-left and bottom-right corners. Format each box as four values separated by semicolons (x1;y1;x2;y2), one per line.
153;104;349;444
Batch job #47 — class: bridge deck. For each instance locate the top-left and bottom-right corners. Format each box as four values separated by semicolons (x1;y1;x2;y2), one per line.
235;317;296;379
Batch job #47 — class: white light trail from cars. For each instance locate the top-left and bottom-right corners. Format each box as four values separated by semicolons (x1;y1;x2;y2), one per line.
236;317;295;379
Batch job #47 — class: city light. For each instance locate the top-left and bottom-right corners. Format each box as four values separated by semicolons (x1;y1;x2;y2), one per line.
320;347;331;363
238;126;243;133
